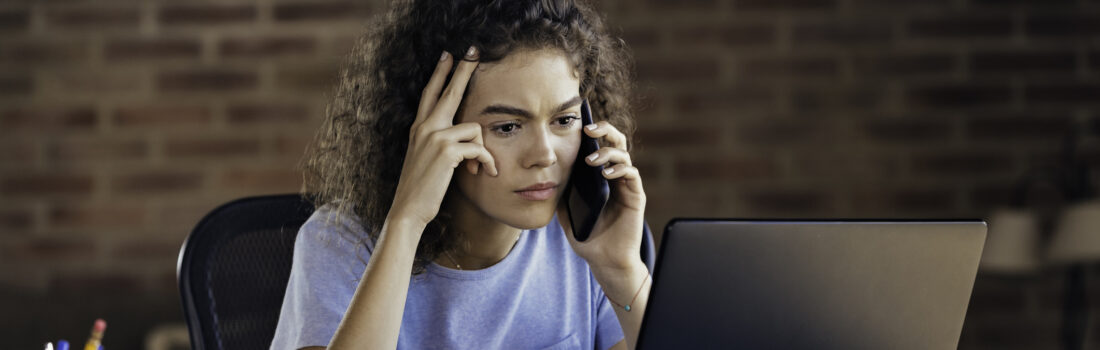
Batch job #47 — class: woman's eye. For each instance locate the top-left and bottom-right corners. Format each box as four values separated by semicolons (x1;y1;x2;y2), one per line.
556;116;579;127
491;122;520;135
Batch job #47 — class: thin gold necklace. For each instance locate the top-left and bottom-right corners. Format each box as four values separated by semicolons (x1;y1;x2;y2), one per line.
443;232;521;271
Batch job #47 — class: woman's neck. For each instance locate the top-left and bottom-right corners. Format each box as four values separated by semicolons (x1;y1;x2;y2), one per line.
439;192;523;270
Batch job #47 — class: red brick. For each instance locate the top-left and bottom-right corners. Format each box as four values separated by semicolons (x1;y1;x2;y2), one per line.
0;9;29;32
635;125;722;148
112;171;203;194
112;105;212;128
791;153;902;179
219;37;316;57
852;53;955;77
0;74;31;95
674;86;775;114
275;64;340;92
967;115;1071;140
48;204;145;230
46;70;142;94
911;153;1014;175
50;272;141;295
0;208;33;230
908;16;1013;39
675;157;779;181
741;189;834;213
970;184;1018;210
635;58;721;83
273;2;373;22
0;41;89;64
45;137;148;162
1;174;94;196
670;23;776;48
105;38;201;61
0;140;35;165
10;238;96;261
906;84;1011;108
157;69;258;92
850;0;952;8
1;107;97;131
735;0;837;11
860;118;952;143
618;27;660;48
219;167;302;190
112;240;181;261
739;56;839;80
789;85;885;112
226;103;310;124
638;0;720;11
164;137;261;158
973;0;1076;6
792;20;892;46
44;7;139;29
1025;83;1100;104
1026;14;1100;37
851;188;957;213
970;50;1076;75
274;135;313;157
733;119;835;146
159;5;256;25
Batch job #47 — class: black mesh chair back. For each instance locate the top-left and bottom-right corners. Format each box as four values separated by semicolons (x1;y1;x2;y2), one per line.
178;193;656;350
177;194;315;350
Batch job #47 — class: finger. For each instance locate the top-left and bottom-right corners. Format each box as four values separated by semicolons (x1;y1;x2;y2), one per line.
583;147;632;167
434;122;497;176
583;121;628;150
602;164;644;193
449;142;498;177
428;46;480;128
414;50;455;131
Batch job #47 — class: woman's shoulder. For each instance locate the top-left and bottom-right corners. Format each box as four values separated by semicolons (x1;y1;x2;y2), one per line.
297;202;375;257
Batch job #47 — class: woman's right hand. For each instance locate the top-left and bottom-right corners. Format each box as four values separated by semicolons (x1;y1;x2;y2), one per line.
388;46;498;231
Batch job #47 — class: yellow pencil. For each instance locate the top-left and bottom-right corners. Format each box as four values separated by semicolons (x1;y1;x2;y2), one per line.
83;319;106;350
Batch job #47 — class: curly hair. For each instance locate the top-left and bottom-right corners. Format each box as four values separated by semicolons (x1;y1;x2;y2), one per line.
302;0;638;275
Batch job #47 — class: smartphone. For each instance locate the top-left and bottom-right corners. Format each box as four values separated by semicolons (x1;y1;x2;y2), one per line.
565;99;610;242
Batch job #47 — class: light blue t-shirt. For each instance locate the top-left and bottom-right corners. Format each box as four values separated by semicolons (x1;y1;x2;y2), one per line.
270;205;625;349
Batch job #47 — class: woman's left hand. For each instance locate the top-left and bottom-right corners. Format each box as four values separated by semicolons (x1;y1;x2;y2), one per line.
559;121;646;272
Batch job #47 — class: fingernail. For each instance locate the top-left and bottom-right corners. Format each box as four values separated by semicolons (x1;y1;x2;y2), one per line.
440;51;449;61
465;46;478;58
604;168;614;175
587;153;599;162
586;124;598;130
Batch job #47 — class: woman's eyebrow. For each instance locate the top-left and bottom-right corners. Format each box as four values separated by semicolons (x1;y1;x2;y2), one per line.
478;95;583;119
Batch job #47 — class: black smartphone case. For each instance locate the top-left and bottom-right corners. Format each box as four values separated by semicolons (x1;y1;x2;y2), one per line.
566;100;610;242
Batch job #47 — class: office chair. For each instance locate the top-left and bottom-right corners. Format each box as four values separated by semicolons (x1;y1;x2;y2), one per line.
178;194;316;350
178;193;657;350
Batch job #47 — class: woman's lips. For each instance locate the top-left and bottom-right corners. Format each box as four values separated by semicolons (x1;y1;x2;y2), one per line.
515;186;556;201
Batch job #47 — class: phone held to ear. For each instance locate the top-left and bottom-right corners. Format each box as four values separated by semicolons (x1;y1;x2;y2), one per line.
565;100;610;242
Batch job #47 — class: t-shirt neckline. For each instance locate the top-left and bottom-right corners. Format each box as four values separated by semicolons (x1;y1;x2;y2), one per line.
425;226;537;281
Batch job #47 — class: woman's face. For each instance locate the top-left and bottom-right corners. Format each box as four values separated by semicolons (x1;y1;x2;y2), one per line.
450;48;583;230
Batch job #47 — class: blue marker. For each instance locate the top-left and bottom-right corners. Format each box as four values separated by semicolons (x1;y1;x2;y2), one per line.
57;340;70;350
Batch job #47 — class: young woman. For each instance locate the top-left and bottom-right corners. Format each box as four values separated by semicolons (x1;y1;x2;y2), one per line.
271;0;649;349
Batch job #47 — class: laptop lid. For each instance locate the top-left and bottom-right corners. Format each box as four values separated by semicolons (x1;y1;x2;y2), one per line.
637;219;987;349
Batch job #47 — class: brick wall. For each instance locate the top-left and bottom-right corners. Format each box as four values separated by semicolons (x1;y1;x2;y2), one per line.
1;0;1097;348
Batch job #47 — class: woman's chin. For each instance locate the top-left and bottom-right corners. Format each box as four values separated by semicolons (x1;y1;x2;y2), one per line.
498;208;557;230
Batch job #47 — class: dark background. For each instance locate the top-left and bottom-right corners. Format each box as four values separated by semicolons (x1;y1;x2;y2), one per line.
2;0;1099;348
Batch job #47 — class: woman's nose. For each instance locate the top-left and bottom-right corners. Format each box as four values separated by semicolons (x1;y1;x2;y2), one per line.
522;128;558;169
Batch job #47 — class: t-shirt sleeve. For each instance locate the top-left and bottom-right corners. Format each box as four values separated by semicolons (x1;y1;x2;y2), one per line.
270;207;372;350
592;271;626;350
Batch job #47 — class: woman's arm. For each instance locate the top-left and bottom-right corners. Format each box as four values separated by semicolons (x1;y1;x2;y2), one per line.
592;261;651;350
327;217;424;349
324;47;488;349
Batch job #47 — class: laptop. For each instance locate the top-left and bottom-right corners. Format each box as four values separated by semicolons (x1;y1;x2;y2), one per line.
637;219;987;349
